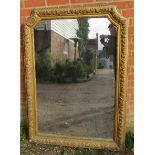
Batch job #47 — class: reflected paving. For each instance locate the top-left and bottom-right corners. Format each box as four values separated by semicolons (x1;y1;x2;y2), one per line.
37;69;115;139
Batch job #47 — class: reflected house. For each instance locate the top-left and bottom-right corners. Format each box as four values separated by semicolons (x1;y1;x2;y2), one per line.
34;19;79;62
99;47;114;68
87;33;98;51
86;33;114;69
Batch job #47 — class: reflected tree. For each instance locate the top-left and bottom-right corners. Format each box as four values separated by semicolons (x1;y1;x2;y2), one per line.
76;19;90;58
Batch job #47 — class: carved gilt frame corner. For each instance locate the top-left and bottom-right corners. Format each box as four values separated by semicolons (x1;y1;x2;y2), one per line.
23;5;128;151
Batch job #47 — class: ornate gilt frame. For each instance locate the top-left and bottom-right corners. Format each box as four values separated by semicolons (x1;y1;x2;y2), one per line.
23;6;128;151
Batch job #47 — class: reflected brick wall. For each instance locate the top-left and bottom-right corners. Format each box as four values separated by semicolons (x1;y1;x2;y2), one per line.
20;0;134;130
51;31;78;61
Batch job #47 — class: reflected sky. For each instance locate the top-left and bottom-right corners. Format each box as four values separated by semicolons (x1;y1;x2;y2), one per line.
88;18;111;50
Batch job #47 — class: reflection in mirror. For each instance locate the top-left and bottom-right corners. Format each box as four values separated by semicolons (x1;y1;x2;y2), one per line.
34;18;117;139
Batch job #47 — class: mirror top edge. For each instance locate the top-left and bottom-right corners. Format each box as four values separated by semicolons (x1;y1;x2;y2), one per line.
24;14;120;29
23;5;127;27
32;5;117;12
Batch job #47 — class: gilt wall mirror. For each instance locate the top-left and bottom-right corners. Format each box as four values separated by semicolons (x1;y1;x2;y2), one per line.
23;6;128;151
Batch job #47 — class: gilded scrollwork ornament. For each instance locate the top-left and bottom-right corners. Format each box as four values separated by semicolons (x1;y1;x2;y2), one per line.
23;5;128;151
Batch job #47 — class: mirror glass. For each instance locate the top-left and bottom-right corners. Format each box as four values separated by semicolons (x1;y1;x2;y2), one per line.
34;17;117;139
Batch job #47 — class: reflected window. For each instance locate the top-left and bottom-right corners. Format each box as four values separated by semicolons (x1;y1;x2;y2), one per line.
63;39;69;54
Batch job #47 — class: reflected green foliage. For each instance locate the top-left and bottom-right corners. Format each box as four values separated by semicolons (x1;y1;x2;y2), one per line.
52;60;88;83
83;50;96;73
35;54;95;83
35;48;53;81
97;62;104;69
53;62;66;83
75;61;85;78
